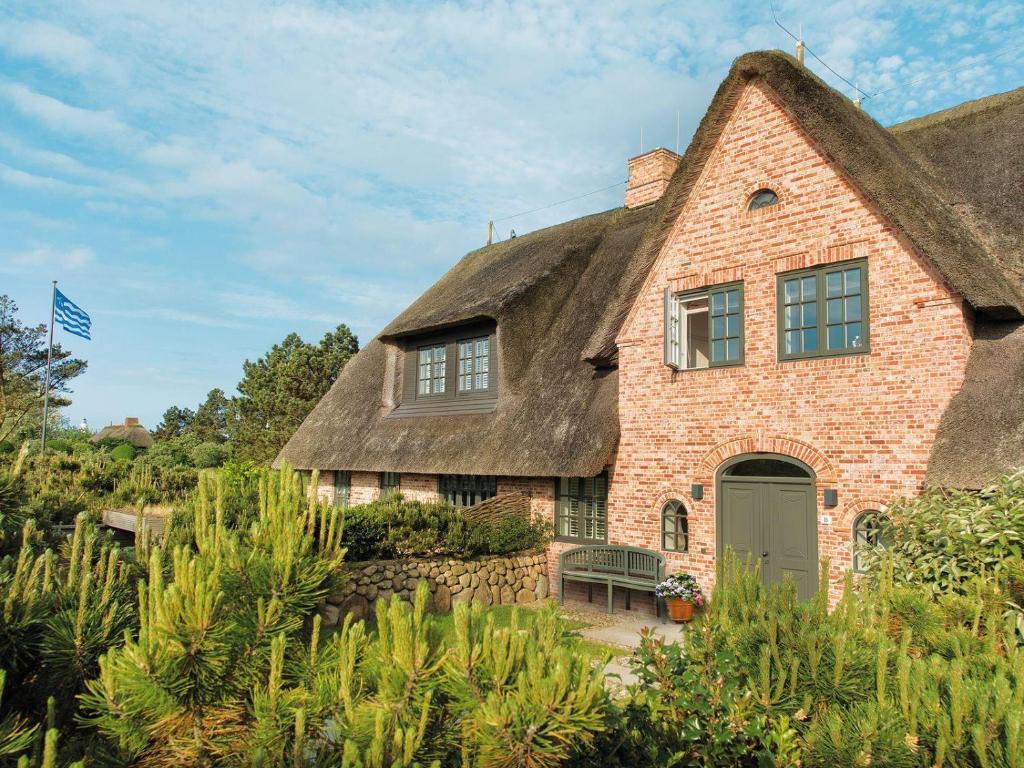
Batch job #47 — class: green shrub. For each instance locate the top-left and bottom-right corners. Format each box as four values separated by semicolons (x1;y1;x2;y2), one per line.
188;440;230;468
0;441;15;455
108;443;135;462
340;497;547;561
44;439;73;455
620;554;1024;767
466;513;550;556
861;471;1024;595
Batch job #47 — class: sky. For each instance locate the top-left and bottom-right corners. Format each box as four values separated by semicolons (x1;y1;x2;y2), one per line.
0;0;1021;431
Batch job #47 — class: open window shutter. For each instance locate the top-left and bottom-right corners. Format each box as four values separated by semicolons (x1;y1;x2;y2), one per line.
664;287;680;369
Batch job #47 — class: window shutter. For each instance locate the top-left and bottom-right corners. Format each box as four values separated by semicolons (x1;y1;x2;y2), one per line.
664;287;680;369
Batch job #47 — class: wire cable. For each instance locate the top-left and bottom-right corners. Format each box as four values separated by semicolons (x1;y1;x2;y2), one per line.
493;180;626;223
769;0;866;98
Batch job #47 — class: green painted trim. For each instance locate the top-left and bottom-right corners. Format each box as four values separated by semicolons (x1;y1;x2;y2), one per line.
672;279;746;370
776;257;870;362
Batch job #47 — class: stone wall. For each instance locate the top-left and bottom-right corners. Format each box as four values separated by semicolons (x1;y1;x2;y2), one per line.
319;551;549;626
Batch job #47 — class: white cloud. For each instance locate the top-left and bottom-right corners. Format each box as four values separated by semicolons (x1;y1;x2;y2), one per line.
0;82;135;141
0;19;116;76
5;244;95;270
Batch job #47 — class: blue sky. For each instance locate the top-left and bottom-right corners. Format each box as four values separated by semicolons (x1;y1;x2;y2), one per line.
1;1;1021;431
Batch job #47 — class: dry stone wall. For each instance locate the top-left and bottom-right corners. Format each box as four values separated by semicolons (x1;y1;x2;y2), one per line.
319;551;548;627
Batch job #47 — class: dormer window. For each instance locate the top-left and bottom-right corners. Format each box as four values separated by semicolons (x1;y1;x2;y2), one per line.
747;188;778;211
458;337;490;391
417;344;447;395
392;321;498;417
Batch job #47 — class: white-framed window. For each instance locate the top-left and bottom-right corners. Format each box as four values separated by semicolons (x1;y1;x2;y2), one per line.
458;336;490;391
417;344;446;395
664;283;744;370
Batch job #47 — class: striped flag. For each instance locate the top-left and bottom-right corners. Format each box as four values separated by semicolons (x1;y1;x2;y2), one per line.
54;289;91;340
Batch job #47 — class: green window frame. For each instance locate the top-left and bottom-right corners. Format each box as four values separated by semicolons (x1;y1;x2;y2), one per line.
439;474;497;507
555;473;608;544
334;470;351;508
379;471;400;499
778;259;869;361
664;281;744;370
416;343;447;396
852;510;890;574
661;500;688;552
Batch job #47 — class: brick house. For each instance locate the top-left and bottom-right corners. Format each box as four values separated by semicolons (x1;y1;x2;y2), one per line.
278;51;1024;610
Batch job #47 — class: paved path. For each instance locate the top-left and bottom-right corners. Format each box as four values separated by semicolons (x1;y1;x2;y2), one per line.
560;602;689;687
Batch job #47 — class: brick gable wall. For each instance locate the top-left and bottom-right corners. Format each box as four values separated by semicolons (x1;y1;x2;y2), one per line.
611;79;973;602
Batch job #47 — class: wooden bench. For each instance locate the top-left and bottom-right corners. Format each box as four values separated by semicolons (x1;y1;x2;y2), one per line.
558;545;665;619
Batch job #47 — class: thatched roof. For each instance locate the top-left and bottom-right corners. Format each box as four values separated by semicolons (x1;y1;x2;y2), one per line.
277;206;654;476
91;418;154;448
890;87;1024;301
278;50;1024;482
928;320;1024;489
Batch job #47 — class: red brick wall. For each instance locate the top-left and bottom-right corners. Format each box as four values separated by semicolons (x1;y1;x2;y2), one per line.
609;79;973;603
626;148;681;209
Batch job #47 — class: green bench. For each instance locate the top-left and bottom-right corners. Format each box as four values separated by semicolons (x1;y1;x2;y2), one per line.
558;545;666;619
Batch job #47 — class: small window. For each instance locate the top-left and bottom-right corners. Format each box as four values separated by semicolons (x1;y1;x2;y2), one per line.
417;344;447;396
458;336;490;391
661;500;688;552
779;259;868;360
555;473;608;543
748;189;778;211
852;510;891;573
334;470;351;508
379;471;400;499
724;458;810;478
665;283;743;369
439;475;497;507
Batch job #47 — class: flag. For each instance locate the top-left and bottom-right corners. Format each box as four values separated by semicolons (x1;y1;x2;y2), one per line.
54;289;91;340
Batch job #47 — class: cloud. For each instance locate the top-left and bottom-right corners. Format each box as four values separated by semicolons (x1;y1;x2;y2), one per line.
0;20;116;76
217;287;339;325
5;244;95;270
0;82;135;141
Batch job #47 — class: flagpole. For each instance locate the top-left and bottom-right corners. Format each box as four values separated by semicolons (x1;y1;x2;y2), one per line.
41;280;57;453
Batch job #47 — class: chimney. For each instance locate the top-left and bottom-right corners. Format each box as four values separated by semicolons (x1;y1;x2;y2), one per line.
626;147;681;209
124;417;140;427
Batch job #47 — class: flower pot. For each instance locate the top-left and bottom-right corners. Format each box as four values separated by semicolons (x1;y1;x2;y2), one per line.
665;597;695;623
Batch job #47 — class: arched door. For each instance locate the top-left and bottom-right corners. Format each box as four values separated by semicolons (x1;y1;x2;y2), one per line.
716;454;818;599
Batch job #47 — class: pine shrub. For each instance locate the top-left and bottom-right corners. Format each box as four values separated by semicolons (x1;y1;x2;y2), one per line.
622;554;1024;767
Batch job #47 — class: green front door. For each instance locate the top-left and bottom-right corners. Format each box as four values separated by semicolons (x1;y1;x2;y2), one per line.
719;474;817;600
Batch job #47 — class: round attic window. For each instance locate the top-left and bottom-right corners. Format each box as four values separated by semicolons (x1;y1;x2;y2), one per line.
747;188;779;211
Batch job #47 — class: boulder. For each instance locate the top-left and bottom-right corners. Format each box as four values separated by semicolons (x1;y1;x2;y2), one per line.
458;573;473;589
362;564;379;577
452;586;474;605
500;586;515;605
474;584;493;606
535;574;549;599
434;584;452;612
522;576;536;592
451;564;467;577
319;602;341;626
490;585;501;605
515;589;536;604
339;594;370;622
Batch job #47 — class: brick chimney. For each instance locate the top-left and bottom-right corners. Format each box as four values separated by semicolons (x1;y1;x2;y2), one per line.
625;147;681;209
124;417;140;426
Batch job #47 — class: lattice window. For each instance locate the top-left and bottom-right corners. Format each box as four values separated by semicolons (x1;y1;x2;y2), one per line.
439;475;497;507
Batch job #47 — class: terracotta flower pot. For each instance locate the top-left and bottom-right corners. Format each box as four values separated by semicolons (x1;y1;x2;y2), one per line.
666;597;695;623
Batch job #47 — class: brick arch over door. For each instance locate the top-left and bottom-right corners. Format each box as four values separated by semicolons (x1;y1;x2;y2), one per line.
696;435;838;486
